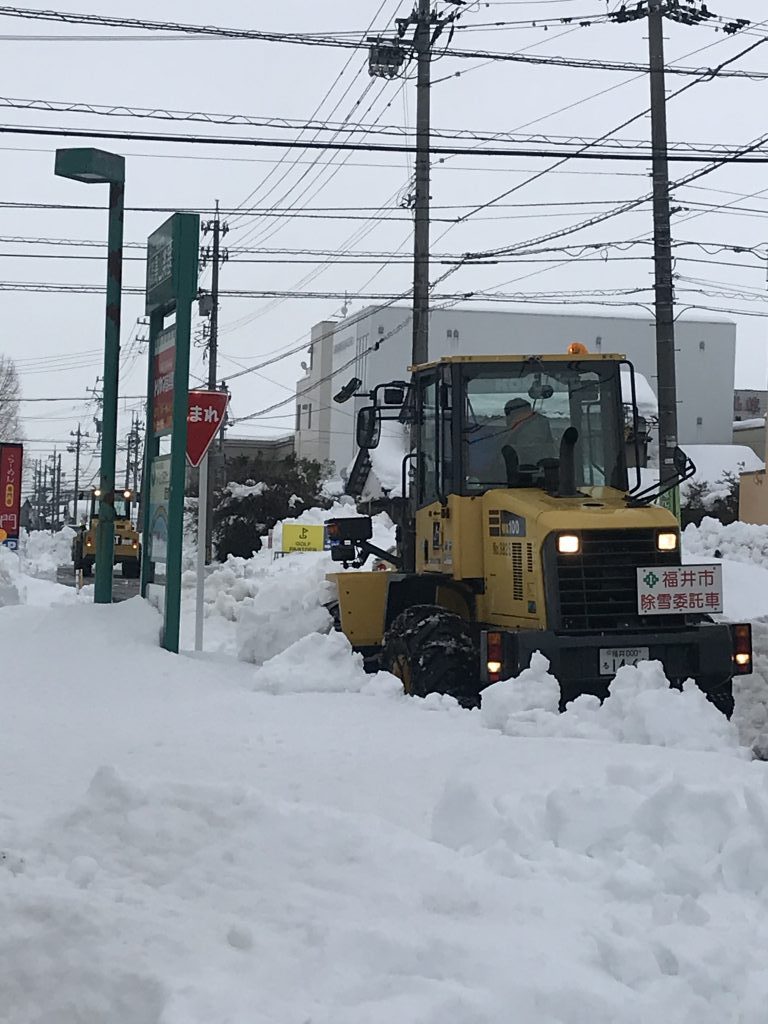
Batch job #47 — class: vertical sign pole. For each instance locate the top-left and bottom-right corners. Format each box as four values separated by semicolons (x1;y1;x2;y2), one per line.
94;177;125;603
140;308;163;597
162;221;196;654
194;450;208;652
141;213;199;650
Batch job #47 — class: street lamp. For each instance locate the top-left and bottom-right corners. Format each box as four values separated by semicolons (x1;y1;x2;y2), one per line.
55;147;125;604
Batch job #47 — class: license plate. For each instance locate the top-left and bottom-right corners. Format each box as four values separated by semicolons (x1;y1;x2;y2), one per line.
599;646;649;675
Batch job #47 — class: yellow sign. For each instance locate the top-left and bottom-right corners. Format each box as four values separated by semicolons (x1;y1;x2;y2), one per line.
282;524;326;553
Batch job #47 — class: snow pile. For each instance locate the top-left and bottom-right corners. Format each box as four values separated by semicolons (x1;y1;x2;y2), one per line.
19;526;74;579
252;628;402;696
684;516;768;571
0;544;25;606
8;596;768;1020
481;653;739;753
180;502;396;661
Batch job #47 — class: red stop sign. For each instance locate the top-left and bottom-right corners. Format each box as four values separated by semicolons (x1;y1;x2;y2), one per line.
186;391;229;467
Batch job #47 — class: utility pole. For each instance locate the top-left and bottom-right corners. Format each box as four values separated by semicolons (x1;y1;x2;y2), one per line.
412;0;432;367
647;0;678;490
201;201;229;561
369;1;450;368
132;415;141;495
68;424;87;523
609;0;734;509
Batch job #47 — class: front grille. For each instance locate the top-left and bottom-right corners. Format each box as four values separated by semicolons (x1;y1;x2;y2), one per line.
554;529;679;631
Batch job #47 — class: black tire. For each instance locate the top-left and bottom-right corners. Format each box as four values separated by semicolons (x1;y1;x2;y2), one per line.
382;604;479;708
82;558;93;578
121;560;140;579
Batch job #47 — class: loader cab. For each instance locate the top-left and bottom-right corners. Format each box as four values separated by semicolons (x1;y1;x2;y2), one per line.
413;354;630;506
89;488;134;521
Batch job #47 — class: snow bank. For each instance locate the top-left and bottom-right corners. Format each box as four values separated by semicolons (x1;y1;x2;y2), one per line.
8;593;768;1021
181;502;396;661
481;653;740;753
684;516;768;571
252;629;402;696
0;545;24;606
19;526;74;579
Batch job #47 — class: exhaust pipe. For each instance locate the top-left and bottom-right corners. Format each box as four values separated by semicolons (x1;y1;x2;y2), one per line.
558;427;579;497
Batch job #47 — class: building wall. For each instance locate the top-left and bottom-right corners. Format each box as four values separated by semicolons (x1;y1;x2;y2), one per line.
734;389;768;421
224;435;295;465
311;306;736;473
740;471;768;525
295;320;336;465
732;424;766;460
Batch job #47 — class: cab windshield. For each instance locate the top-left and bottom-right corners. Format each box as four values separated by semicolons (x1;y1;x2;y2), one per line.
91;496;131;518
462;360;627;493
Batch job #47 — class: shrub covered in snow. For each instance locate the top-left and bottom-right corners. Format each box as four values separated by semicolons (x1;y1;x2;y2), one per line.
212;454;332;560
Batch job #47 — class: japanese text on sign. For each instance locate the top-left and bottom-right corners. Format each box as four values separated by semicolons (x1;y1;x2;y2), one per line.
636;564;723;615
0;443;22;544
152;325;176;436
189;404;221;425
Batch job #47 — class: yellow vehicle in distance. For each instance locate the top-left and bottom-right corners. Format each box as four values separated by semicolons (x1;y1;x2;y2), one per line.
72;488;141;579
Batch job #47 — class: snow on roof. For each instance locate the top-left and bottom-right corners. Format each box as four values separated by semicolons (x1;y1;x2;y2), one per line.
733;418;765;431
621;370;658;418
680;443;764;485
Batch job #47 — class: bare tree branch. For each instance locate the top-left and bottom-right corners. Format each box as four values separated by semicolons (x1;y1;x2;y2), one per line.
0;355;22;442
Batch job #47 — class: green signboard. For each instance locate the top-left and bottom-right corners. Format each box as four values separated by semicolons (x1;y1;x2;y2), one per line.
657;484;681;524
141;212;200;653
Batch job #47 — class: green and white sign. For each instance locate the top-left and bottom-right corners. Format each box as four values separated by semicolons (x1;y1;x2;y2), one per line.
148;454;171;564
140;212;200;653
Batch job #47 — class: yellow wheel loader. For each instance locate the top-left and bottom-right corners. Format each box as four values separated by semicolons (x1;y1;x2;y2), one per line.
326;349;752;716
72;488;141;579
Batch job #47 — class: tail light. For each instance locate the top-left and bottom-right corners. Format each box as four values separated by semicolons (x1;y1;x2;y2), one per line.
731;623;753;675
485;631;503;683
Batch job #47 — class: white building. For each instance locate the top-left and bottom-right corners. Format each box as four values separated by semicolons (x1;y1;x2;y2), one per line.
295;305;736;474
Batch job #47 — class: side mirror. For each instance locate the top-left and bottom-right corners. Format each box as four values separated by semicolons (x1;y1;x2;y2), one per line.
356;406;381;450
673;446;689;475
382;386;405;406
529;382;554;401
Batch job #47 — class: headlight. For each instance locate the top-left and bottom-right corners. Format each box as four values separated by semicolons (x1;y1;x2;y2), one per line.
657;531;678;552
123;490;132;500
557;534;580;555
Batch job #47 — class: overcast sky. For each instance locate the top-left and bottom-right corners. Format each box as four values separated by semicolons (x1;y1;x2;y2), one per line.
2;0;767;489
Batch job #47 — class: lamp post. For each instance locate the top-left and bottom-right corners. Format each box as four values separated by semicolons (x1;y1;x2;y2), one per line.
55;148;125;603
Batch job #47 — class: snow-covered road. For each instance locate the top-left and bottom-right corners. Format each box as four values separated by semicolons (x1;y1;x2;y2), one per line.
3;518;768;1022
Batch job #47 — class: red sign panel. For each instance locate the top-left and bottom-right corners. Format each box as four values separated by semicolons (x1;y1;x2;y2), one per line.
0;443;23;547
153;324;176;436
186;391;229;467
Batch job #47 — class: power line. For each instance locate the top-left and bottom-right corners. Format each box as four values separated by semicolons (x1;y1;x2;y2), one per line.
11;119;768;161
0;6;763;77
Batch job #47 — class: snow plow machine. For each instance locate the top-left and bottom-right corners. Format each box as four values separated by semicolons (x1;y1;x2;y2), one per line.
72;487;141;579
325;348;752;716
